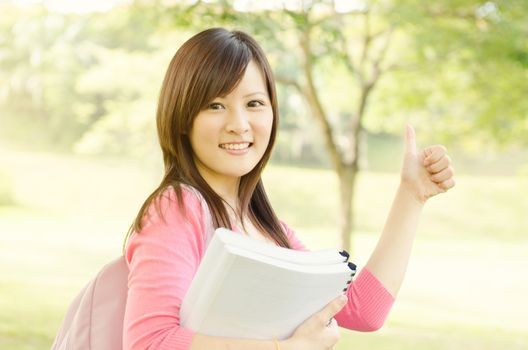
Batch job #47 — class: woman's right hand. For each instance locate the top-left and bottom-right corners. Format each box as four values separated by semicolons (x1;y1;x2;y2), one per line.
282;294;348;350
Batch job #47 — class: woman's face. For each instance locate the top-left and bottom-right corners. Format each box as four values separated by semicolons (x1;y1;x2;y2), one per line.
189;60;273;187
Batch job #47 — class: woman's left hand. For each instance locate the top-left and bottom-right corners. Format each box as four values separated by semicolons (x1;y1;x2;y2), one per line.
400;124;456;204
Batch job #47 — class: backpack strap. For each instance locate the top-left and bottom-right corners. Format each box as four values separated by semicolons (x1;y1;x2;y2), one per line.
180;184;215;250
201;198;215;249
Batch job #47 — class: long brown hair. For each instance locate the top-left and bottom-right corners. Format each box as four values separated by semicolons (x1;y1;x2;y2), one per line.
123;28;291;251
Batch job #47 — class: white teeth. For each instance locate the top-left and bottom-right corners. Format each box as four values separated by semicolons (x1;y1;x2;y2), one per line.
220;143;250;150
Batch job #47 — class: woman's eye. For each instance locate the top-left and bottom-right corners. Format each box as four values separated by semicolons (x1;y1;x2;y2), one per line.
247;100;265;108
208;103;224;110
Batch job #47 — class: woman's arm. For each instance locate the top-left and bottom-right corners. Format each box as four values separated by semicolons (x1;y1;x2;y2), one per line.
365;125;455;297
365;185;423;297
124;188;208;350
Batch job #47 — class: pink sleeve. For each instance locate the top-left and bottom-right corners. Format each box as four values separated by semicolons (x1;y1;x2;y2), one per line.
334;268;395;331
280;221;395;331
123;187;206;350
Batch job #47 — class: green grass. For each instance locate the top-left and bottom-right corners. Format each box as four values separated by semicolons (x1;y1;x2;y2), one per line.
0;170;15;206
0;148;527;349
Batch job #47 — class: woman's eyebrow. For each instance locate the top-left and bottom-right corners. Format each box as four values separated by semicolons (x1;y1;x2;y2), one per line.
243;92;267;98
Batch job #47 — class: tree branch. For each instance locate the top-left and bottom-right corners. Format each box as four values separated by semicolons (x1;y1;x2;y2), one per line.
425;8;477;20
366;26;394;88
299;26;344;173
274;74;303;94
336;14;361;82
359;9;371;73
310;5;367;28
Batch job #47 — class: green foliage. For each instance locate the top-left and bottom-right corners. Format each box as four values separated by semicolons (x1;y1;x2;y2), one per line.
71;46;166;157
1;0;527;161
377;0;528;148
169;0;528;164
0;2;173;154
0;5;90;150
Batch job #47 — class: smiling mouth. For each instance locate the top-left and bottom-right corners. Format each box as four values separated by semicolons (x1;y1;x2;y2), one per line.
219;142;252;150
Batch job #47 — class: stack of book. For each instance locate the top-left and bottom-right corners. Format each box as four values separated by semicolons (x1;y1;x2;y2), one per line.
180;228;356;340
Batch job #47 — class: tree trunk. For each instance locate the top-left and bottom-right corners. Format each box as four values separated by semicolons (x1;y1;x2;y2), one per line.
299;25;362;254
338;164;358;253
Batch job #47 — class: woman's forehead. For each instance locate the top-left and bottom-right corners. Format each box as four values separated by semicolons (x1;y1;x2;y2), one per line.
220;61;268;98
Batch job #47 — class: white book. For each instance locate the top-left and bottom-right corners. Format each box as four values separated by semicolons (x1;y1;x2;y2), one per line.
180;228;356;340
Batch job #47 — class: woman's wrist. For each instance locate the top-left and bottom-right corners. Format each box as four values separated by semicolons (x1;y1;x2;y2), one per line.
397;182;427;207
278;338;297;350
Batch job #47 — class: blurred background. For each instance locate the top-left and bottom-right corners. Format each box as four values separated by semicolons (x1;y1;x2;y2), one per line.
0;0;527;349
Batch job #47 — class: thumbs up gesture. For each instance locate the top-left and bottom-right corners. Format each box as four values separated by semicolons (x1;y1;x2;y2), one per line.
401;125;456;203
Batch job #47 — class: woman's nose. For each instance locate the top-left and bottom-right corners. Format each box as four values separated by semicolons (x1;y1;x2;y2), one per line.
225;108;250;134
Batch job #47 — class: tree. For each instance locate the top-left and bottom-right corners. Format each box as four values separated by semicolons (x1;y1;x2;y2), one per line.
0;2;165;152
3;0;525;252
167;0;528;252
0;4;90;149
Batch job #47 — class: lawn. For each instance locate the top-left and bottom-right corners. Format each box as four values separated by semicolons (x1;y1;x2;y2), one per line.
0;148;527;349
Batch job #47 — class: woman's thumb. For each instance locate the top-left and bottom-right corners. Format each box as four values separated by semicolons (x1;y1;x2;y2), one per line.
320;295;348;321
405;124;417;156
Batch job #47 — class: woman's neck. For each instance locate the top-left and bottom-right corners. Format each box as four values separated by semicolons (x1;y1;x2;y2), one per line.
194;164;241;210
203;176;240;213
212;182;244;227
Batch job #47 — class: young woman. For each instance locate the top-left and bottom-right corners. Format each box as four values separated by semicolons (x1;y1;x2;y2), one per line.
122;28;455;350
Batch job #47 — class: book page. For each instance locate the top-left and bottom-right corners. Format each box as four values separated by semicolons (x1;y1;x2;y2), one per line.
198;254;351;340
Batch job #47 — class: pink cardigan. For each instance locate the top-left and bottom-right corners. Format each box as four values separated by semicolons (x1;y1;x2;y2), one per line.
124;186;394;350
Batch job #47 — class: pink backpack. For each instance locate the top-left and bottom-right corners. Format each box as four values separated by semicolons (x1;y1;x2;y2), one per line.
50;256;129;350
51;189;215;349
